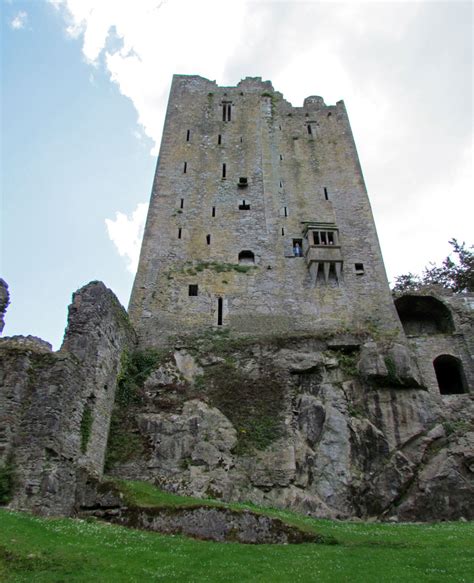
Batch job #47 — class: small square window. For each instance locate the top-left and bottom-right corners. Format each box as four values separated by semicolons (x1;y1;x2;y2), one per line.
188;285;198;296
355;263;365;275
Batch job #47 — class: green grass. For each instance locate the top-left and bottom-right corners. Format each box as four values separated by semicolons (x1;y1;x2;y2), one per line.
1;507;472;582
2;479;473;582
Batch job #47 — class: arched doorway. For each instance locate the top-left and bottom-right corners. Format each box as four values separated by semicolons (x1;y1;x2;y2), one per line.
433;355;467;395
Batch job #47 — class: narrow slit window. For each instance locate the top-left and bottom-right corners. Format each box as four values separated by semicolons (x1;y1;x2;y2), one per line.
188;285;198;296
280;154;283;160
227;104;232;121
280;180;283;188
222;104;226;121
324;187;329;200
222;163;226;179
183;162;187;174
186;129;190;142
307;124;312;135
206;234;211;245
178;228;182;239
281;228;285;236
320;232;328;245
284;206;288;217
328;232;334;245
218;134;222;145
217;297;223;326
212;206;216;217
180;198;184;209
313;232;320;245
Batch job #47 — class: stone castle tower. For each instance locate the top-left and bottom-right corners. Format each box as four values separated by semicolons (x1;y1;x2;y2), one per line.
129;75;401;345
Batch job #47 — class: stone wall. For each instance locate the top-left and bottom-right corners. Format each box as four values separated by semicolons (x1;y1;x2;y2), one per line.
129;75;402;346
0;281;136;515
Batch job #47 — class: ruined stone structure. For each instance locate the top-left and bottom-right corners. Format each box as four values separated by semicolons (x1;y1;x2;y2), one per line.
129;75;401;345
0;76;472;524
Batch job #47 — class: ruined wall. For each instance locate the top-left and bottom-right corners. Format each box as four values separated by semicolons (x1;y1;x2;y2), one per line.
0;281;136;515
129;75;401;346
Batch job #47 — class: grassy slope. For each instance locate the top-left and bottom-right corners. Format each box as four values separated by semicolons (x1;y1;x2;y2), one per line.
1;481;473;582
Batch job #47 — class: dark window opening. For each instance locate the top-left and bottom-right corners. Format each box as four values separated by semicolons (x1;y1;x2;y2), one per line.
240;137;243;143
188;284;198;297
279;125;282;130
313;232;320;245
180;198;184;209
239;200;251;210
222;103;232;122
238;177;248;187
327;232;335;245
206;234;211;245
280;154;283;160
222;163;226;179
217;297;223;326
284;206;288;217
178;228;182;239
238;250;255;264
324;187;329;200
281;228;285;236
433;355;467;395
327;112;332;117
183;162;187;173
307;124;312;135
355;263;365;275
320;232;327;245
218;134;222;145
212;206;216;217
394;295;455;336
280;180;283;188
293;239;303;257
186;129;190;142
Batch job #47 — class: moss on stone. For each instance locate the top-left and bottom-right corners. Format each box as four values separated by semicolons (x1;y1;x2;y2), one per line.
204;362;285;453
0;456;15;505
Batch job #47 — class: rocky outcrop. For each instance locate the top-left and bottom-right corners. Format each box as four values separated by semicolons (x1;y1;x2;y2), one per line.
107;334;473;522
0;281;136;515
0;279;9;334
93;505;323;544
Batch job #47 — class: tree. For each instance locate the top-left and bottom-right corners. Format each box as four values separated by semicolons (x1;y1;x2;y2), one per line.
392;239;474;294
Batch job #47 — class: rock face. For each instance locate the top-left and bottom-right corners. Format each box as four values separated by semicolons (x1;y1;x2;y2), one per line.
107;333;474;522
0;281;136;515
0;279;9;334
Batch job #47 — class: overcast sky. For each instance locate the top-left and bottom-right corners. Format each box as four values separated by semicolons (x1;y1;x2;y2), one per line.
2;0;472;348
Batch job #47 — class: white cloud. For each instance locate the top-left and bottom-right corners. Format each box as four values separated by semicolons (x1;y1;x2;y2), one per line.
10;10;27;30
53;0;472;279
105;202;149;273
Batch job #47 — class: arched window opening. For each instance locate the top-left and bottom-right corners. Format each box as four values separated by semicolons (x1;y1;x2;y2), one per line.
433;355;467;395
394;295;455;336
238;250;255;265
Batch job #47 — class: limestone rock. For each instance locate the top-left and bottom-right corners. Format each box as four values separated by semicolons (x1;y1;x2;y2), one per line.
358;341;424;388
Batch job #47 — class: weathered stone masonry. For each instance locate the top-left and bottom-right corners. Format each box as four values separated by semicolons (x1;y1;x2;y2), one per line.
129;75;401;346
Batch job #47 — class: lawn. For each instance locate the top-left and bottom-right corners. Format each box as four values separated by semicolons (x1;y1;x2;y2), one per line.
0;481;473;582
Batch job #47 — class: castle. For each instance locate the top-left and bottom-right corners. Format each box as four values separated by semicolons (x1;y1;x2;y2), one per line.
129;75;400;344
0;76;472;522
